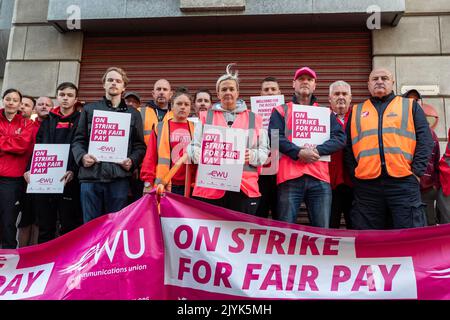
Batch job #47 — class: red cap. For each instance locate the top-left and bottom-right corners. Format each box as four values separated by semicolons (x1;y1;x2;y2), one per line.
294;67;317;80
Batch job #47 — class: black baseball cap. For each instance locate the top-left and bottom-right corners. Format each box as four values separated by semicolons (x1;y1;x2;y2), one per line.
123;91;141;102
402;89;422;100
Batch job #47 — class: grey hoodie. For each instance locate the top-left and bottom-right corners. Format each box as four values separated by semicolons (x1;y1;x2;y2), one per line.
187;99;269;167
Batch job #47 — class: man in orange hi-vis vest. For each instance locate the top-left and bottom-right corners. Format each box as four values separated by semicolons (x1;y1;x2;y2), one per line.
140;79;173;145
344;68;433;230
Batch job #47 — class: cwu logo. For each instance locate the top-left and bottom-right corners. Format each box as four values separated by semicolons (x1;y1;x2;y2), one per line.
207;170;228;179
98;146;116;153
37;178;53;185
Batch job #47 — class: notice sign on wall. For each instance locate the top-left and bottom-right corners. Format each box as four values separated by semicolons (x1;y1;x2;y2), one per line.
88;110;131;162
196;125;247;192
27;144;70;194
250;95;285;129
291;104;331;162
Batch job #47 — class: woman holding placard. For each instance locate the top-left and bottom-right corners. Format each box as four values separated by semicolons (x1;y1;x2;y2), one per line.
0;88;34;248
141;87;195;196
187;64;269;215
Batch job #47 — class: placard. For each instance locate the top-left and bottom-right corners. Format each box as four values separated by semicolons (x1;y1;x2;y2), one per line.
27;144;70;194
196;125;247;192
291;104;331;162
88;110;131;162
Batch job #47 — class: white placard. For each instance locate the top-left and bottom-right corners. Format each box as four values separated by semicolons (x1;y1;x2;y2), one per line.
27;144;70;194
291;104;331;162
88;110;131;162
196;125;247;192
401;85;440;96
187;117;199;123
250;95;285;129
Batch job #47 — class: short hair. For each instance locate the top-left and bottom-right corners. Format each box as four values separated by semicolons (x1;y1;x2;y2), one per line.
262;76;278;84
171;86;192;103
194;88;212;102
22;95;36;107
2;88;22;100
102;67;129;87
216;63;239;92
57;82;79;97
329;80;352;96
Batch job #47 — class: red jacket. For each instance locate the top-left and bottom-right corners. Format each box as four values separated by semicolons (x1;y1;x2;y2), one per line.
0;110;34;177
420;129;440;191
439;129;450;196
24;118;43;165
329;111;353;189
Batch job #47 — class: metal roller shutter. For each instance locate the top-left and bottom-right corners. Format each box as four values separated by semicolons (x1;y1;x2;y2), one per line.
79;31;372;106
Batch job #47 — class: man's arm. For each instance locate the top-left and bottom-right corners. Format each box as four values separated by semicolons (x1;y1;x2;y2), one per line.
71;107;89;166
128;110;147;170
343;109;358;179
316;114;346;156
411;101;433;177
268;108;300;160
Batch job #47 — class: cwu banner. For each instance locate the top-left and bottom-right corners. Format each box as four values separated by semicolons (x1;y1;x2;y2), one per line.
1;191;450;299
160;193;450;300
0;194;164;300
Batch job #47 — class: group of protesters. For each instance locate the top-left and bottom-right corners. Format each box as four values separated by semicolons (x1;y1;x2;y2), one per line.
0;63;449;249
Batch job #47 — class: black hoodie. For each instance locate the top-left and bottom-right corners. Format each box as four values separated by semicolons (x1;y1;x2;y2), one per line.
36;106;80;173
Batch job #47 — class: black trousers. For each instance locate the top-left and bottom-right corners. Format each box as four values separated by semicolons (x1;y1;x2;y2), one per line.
256;174;278;219
0;177;25;249
128;169;144;204
330;184;353;229
351;175;426;230
34;181;82;244
197;191;260;215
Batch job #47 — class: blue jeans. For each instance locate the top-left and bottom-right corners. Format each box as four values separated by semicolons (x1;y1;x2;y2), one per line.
277;175;332;227
81;179;129;223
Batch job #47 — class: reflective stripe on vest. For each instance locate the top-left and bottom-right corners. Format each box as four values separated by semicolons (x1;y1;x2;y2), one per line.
141;107;173;145
205;109;257;173
351;96;416;179
282;103;291;137
352;99;415;145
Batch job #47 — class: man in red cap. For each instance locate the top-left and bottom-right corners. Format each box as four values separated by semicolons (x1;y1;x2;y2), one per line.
268;66;346;227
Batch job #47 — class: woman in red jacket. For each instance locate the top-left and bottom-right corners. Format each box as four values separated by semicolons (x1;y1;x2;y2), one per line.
0;88;34;248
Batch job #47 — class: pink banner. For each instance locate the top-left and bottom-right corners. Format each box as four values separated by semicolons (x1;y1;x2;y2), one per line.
2;191;450;300
0;194;164;300
160;193;450;300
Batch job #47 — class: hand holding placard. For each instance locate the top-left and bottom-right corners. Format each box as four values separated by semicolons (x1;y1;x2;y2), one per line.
119;158;133;171
82;154;97;167
298;148;320;163
60;171;74;185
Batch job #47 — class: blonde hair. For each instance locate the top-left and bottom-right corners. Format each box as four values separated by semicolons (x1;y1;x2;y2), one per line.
216;63;239;92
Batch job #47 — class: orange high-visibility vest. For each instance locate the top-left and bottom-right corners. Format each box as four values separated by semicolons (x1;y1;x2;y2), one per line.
139;106;172;145
192;109;262;199
154;119;195;187
350;96;416;179
275;102;331;185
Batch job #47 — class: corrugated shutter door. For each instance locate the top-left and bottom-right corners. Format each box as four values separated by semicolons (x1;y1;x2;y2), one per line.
79;32;371;105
